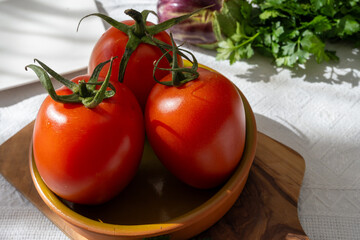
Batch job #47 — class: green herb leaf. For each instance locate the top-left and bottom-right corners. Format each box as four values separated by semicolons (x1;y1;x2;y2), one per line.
301;30;330;63
212;0;360;67
216;39;236;62
282;41;296;56
213;11;237;38
306;15;332;34
259;9;286;20
336;15;360;37
272;22;284;42
226;0;252;22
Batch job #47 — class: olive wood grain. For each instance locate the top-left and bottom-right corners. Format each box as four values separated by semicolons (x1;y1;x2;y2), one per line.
0;121;308;240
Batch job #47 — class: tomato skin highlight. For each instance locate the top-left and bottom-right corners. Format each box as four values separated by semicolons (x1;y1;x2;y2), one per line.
145;68;246;189
89;20;183;111
33;75;145;205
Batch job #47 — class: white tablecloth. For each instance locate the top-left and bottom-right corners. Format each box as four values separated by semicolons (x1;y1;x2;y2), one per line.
1;0;360;239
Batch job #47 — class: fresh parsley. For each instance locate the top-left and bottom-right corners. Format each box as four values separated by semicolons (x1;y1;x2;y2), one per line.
213;0;360;67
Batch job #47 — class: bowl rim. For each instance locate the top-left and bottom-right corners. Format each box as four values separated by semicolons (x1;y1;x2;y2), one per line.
29;79;257;238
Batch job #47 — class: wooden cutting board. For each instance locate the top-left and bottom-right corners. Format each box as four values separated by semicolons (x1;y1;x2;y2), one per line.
0;121;308;240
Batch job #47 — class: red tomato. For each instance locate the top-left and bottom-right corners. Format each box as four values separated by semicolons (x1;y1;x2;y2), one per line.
145;68;246;189
89;20;183;111
33;75;144;204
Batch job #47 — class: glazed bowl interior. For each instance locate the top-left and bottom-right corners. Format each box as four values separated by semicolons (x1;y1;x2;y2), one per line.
30;78;257;239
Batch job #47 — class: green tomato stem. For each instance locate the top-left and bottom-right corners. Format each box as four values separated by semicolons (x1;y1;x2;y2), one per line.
81;57;115;108
25;57;117;108
124;9;146;38
153;33;199;87
78;7;211;84
78;80;90;97
118;30;142;83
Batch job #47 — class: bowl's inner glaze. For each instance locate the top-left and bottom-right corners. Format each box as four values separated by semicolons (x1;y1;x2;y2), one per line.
60;141;222;225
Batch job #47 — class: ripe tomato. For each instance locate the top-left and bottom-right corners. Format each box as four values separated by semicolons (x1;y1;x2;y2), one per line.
145;68;246;189
88;20;183;111
33;75;144;204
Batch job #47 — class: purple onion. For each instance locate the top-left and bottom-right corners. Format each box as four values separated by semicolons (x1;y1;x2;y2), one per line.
157;0;223;45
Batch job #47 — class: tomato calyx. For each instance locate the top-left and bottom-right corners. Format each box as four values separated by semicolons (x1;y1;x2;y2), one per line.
77;7;209;84
25;57;116;108
153;34;199;87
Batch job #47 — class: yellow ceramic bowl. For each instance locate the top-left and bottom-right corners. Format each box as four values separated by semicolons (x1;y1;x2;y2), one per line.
29;62;257;240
